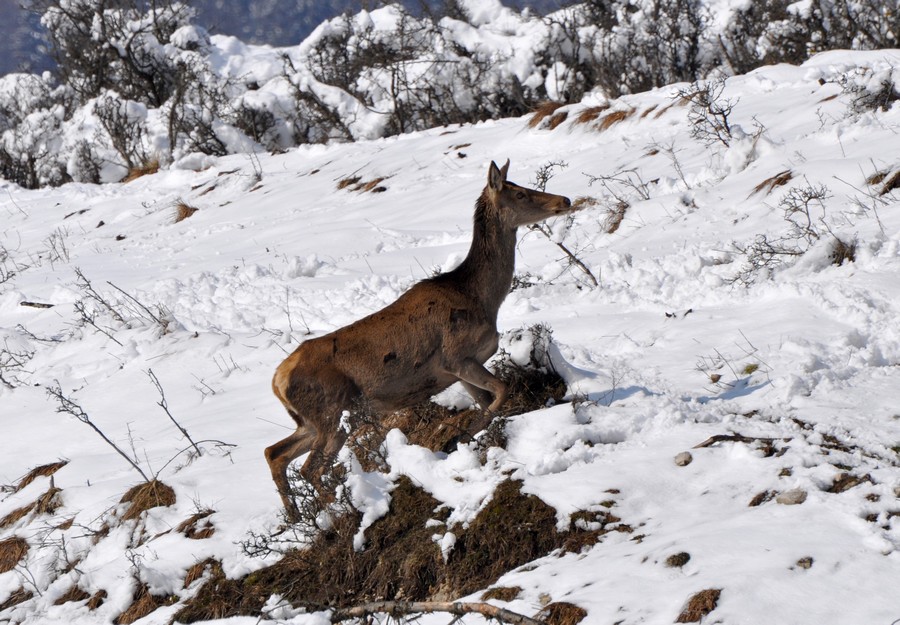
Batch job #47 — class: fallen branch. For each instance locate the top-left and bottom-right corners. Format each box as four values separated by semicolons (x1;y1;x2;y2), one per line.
330;601;547;625
19;301;54;309
693;433;791;449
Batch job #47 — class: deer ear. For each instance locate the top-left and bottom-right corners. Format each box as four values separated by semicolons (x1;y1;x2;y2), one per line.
500;159;510;181
488;160;504;192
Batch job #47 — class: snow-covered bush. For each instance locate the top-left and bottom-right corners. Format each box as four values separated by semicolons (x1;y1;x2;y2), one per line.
2;0;900;188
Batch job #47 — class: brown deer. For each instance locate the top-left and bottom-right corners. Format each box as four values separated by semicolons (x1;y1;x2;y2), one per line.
269;159;577;520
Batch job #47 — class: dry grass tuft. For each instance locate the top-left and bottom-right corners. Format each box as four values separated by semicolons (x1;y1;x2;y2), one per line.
574;105;609;125
829;237;857;266
12;460;68;493
183;558;218;589
879;170;900;195
537;602;588;625
603;200;629;234
640;104;659;118
0;587;32;611
597;109;634;131
177;510;216;540
676;588;722;623
54;585;91;606
666;552;692;568
119;480;176;521
87;590;107;610
123;160;160;183
753;170;793;195
1;486;63;528
481;586;522;602
114;584;168;625
0;536;29;573
528;101;566;128
337;175;362;190
173;201;199;223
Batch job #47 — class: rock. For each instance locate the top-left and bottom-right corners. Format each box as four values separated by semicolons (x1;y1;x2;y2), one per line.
796;556;814;569
776;489;807;505
674;451;693;467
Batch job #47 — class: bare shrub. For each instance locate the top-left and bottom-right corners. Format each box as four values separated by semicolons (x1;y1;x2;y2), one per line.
677;77;737;147
95;95;150;172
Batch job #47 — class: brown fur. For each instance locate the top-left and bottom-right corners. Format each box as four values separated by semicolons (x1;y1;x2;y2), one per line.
268;160;576;520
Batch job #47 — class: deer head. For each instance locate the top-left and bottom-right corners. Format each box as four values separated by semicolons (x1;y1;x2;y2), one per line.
486;159;573;228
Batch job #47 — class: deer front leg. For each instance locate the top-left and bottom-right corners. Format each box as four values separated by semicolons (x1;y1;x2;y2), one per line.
453;358;507;412
450;358;508;439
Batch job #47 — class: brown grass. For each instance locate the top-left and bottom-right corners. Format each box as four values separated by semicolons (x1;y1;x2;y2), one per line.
177;474;607;622
337;175;362;190
12;460;68;493
114;584;168;625
0;587;32;611
752;170;793;195
87;590;107;610
173;201;199;223
481;586;522;602
562;508;628;553
665;552;691;568
177;510;216;540
0;536;29;573
54;585;91;606
829;238;857;266
597;109;634;131
676;588;721;623
1;486;62;529
123;160;160;183
574;105;610;125
880;170;900;195
183;558;218;589
640;104;659;118
603;200;629;234
537;602;588;625
442;480;561;596
547;111;569;130
119;480;176;521
528;101;566;128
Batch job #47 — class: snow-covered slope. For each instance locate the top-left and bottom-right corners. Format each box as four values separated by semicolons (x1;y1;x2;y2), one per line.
1;49;899;624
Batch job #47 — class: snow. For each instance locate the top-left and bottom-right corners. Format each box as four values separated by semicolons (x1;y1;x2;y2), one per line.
1;41;900;625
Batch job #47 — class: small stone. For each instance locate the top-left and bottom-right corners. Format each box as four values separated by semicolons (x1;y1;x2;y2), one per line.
796;556;814;569
674;451;693;467
776;489;808;505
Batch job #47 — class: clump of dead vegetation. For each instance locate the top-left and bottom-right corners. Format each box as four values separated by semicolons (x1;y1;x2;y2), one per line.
173;200;199;223
867;169;900;196
528;101;568;130
337;175;389;193
537;602;588;625
676;588;722;623
122;160;160;183
119;480;176;522
0;536;29;574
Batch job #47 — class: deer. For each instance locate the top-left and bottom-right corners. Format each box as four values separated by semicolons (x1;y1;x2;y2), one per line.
268;159;578;521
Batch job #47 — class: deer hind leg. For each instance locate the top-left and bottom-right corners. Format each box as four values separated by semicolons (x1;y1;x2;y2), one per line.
299;425;349;498
451;357;508;435
265;422;318;522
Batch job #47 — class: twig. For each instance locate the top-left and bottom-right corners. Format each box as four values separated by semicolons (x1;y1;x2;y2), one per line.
693;433;791;449
330;601;547;625
47;383;150;482
148;369;202;456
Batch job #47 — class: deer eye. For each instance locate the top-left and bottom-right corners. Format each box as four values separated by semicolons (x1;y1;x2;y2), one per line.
516;191;525;199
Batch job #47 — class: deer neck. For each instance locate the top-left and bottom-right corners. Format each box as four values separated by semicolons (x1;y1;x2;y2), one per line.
455;194;517;320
